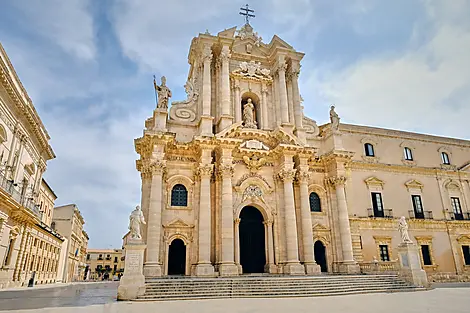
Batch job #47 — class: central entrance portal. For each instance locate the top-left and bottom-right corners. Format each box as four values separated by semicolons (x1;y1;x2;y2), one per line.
239;206;266;273
168;238;186;275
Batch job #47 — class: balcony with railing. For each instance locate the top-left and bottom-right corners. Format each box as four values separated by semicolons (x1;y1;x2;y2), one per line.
367;208;393;218
408;210;433;219
449;212;470;221
0;170;40;218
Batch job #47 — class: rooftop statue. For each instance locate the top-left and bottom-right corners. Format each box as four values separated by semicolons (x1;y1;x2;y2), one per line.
154;76;172;109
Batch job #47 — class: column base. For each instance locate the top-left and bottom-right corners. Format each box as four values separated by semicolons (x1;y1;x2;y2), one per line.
217;115;233;133
304;262;321;275
143;263;162;277
198;115;214;137
219;263;239;276
264;263;279;274
337;261;360;274
283;262;305;275
193;263;215;277
281;123;295;134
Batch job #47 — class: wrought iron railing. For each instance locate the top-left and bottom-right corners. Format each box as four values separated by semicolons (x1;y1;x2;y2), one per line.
449;212;470;221
0;171;40;218
367;208;393;218
408;210;433;219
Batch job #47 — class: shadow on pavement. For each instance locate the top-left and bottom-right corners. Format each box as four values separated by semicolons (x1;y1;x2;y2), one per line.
0;282;118;311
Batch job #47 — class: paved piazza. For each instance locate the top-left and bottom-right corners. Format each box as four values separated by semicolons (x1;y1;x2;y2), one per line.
1;284;469;313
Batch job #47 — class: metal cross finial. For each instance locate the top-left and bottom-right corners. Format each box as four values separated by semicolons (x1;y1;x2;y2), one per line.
239;4;255;24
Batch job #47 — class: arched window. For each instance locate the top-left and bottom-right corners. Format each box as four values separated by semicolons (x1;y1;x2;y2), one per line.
441;152;450;165
364;143;375;157
171;184;188;207
404;147;413;160
309;192;322;212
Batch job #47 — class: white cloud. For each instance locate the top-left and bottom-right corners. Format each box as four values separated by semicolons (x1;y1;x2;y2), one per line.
305;0;470;139
11;0;96;60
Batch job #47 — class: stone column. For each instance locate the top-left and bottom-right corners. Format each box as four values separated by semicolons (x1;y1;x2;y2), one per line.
279;168;305;275
290;63;303;129
140;171;152;244
297;170;321;274
264;220;276;273
286;76;295;124
13;226;28;281
13;135;26;182
277;61;290;125
218;163;238;276
194;164;215;276
219;46;233;131
261;84;269;129
328;176;360;273
143;160;166;277
199;44;213;136
233;80;241;123
234;218;241;273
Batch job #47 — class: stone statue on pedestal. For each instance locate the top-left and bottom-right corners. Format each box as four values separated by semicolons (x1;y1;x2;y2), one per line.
330;105;340;131
243;98;257;129
129;205;146;240
154;76;172;109
398;216;413;244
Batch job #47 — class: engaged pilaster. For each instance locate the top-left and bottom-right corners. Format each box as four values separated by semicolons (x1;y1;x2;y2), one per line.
276;59;290;126
143;160;166;277
218;46;233;131
218;162;238;276
290;62;306;143
194;163;215;276
278;167;305;275
327;176;360;274
199;44;214;136
296;169;321;274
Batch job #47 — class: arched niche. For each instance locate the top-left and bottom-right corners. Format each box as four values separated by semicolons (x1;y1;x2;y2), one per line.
241;92;261;128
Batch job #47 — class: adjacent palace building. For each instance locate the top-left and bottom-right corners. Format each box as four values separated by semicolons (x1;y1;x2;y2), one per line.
134;22;470;282
0;43;88;288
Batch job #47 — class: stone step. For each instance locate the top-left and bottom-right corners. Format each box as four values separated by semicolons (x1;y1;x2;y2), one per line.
137;287;423;301
137;274;423;301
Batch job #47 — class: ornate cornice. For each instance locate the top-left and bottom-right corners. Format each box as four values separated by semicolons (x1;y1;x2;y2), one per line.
296;170;310;184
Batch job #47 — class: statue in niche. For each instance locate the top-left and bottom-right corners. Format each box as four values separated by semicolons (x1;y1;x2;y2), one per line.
154;76;172;109
329;105;340;131
398;216;413;244
129;205;146;240
243;98;257;129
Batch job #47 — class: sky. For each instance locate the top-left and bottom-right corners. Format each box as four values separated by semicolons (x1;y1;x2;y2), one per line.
0;0;469;248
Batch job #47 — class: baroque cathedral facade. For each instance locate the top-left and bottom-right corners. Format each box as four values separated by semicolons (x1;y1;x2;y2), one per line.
134;23;470;280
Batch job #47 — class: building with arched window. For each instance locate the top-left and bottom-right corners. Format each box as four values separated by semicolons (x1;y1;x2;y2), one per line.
133;22;470;283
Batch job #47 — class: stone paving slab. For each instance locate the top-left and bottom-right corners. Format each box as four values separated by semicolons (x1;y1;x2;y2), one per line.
6;287;470;313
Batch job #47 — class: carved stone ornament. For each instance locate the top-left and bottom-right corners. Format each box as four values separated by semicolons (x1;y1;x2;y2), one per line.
243;155;268;173
155;76;172;109
218;163;234;177
233;61;271;80
197;164;214;177
220;46;231;62
330;105;340;132
202;45;213;62
278;169;297;182
169;78;199;122
296;170;310;183
236;23;263;46
242;184;263;203
327;176;347;187
240;139;269;151
149;160;166;174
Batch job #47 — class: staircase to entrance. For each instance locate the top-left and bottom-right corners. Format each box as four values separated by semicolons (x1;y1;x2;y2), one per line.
136;274;425;301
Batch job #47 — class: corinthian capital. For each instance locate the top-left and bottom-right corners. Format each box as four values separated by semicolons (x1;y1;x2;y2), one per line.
296;170;310;184
217;163;234;178
202;45;213;63
327;176;347;188
197;163;214;178
149;160;166;175
220;46;231;62
278;168;297;182
275;61;287;74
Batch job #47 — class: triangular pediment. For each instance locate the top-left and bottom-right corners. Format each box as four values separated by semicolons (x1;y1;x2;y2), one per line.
364;176;385;186
404;179;424;190
458;161;470;172
268;35;293;50
312;223;329;231
232;38;268;57
164;218;193;229
217;26;237;38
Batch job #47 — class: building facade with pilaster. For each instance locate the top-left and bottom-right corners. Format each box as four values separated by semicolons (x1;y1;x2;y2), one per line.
0;43;65;289
134;24;470;281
